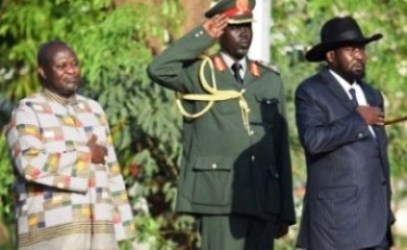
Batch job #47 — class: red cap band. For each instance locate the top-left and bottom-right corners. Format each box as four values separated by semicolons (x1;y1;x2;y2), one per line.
223;7;252;18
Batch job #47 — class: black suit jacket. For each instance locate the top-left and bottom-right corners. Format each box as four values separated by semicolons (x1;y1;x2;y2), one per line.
295;68;392;250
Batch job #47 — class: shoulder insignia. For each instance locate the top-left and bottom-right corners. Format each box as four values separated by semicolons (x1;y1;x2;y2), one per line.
211;55;226;72
249;61;260;78
255;60;281;75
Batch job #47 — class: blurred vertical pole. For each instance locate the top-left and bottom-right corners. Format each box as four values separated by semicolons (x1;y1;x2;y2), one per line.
248;0;271;63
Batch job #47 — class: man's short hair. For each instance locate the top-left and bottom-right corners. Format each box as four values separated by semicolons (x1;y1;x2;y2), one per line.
37;40;69;67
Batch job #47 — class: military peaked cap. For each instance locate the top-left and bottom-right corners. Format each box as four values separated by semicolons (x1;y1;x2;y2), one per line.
205;0;256;24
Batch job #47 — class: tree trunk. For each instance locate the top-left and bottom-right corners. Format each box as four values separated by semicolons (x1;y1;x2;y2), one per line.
114;0;212;54
179;0;212;33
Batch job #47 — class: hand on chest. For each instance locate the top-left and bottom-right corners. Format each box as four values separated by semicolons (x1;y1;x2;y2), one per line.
35;101;108;151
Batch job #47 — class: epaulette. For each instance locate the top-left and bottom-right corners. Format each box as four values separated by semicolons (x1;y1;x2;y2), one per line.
255;60;281;75
211;55;226;72
198;54;227;72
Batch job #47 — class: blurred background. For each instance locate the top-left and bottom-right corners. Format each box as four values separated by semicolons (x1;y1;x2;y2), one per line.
0;0;406;249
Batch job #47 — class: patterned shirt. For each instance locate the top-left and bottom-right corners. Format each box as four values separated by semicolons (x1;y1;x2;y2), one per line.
6;90;135;249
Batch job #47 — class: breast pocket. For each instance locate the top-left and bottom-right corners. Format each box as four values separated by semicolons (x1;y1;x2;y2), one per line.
190;157;233;206
255;94;280;125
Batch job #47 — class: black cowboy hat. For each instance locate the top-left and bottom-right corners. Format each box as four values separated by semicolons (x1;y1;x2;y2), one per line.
305;16;383;62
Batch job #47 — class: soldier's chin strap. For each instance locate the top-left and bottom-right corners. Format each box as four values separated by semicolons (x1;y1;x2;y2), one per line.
176;55;251;133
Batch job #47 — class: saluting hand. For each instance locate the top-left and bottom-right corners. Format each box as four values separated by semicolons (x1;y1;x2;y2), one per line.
203;14;228;38
356;106;385;126
87;134;108;164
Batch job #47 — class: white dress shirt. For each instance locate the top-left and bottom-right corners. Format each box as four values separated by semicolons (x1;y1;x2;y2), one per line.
221;51;246;80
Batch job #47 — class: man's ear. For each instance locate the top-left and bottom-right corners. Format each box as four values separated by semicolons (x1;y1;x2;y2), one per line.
38;67;46;80
325;50;335;64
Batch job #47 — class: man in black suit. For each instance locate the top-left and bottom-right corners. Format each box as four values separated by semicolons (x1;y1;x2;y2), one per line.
295;16;394;250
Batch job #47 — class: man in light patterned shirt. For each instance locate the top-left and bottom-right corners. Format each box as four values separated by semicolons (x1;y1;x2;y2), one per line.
6;41;135;249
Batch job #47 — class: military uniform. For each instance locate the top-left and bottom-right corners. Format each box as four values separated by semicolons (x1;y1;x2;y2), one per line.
147;0;295;249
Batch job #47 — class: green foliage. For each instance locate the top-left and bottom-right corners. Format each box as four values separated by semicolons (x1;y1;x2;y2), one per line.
0;133;13;223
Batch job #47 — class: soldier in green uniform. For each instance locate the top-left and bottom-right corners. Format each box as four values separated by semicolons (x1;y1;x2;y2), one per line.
147;0;295;249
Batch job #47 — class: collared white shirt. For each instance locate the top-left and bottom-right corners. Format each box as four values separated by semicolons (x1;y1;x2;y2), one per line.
220;51;246;79
329;69;376;137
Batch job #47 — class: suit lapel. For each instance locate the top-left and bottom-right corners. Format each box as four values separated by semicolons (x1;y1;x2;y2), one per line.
321;69;389;179
358;82;388;157
359;81;376;106
362;84;389;181
356;82;389;181
320;69;355;111
321;69;386;147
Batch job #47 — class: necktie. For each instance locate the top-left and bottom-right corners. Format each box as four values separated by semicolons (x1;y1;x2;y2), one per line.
349;88;358;107
231;63;243;84
350;87;376;138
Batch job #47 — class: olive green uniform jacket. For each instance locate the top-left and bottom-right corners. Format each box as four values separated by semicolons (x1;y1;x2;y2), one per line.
147;26;295;224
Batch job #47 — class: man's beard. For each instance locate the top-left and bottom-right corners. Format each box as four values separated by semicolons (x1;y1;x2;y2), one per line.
337;65;366;83
350;62;366;81
351;68;365;82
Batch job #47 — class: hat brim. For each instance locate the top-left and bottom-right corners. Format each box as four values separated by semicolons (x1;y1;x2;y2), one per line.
228;17;254;24
305;33;383;62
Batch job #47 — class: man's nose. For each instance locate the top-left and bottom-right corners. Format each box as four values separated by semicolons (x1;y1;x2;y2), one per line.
66;65;79;74
353;48;365;59
240;26;251;36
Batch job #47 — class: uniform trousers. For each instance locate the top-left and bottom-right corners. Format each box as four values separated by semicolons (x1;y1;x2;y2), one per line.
199;214;276;250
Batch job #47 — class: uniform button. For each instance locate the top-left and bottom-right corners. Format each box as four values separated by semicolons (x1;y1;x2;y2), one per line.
357;132;364;139
251;155;255;161
249;130;255;136
211;163;217;169
199;30;204;35
266;100;271;104
195;33;199;37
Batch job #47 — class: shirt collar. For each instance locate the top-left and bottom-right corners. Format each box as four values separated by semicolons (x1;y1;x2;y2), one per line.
329;69;359;94
41;88;77;106
220;51;247;74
